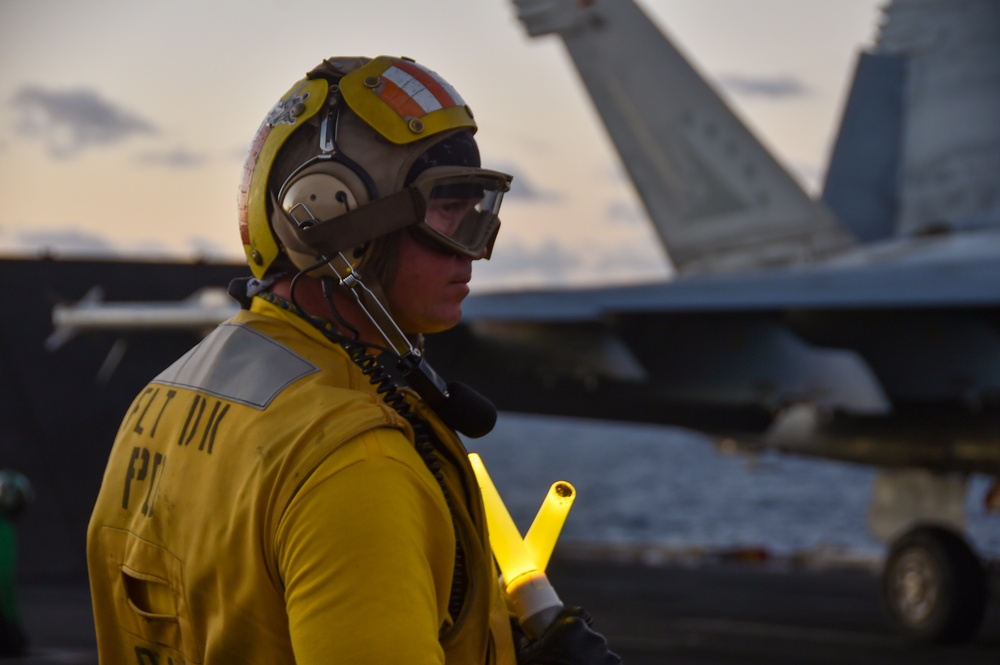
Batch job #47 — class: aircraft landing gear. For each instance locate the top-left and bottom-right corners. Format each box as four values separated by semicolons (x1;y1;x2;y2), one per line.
882;525;987;643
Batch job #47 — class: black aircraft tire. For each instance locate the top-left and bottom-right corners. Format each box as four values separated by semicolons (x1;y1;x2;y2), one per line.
882;525;987;643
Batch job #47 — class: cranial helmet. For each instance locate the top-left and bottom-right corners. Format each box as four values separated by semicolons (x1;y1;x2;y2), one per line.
238;55;513;281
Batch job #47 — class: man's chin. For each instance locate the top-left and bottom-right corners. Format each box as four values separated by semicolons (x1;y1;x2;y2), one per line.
423;311;464;335
401;308;464;336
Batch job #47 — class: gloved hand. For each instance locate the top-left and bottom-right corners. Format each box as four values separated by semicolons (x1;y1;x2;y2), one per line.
516;606;622;665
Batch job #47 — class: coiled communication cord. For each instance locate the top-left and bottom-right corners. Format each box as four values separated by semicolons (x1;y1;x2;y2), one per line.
337;335;468;621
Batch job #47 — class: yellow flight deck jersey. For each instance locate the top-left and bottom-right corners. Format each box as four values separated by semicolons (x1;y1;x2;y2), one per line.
87;297;516;664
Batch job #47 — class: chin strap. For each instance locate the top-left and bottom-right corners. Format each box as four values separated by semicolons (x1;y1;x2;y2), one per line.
324;253;497;437
323;253;415;357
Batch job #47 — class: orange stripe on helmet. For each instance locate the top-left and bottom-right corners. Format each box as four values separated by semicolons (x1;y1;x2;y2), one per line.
378;77;431;119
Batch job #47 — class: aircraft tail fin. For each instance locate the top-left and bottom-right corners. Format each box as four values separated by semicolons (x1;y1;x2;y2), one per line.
820;52;906;243
513;0;854;275
824;0;1000;240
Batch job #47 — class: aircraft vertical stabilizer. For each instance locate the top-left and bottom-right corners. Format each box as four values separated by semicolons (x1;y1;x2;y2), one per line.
513;0;854;275
885;0;1000;237
821;52;907;243
824;0;1000;241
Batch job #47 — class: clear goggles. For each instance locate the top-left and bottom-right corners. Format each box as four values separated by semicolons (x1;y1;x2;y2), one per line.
410;166;513;259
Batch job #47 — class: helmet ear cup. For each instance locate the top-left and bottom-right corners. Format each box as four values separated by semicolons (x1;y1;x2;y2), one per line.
279;161;370;227
273;160;372;272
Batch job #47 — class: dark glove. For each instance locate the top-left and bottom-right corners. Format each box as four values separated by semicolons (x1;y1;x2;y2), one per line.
516;606;622;665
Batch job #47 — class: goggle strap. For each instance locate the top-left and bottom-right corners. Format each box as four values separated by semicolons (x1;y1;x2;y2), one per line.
275;187;426;257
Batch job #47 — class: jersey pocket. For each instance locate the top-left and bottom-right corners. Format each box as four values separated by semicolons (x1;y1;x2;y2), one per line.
97;527;202;663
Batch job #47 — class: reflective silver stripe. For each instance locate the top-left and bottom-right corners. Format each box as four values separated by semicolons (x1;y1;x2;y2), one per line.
152;323;318;409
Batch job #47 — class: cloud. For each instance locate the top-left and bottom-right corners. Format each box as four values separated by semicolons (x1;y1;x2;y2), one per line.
605;198;645;225
188;235;241;261
716;73;810;99
473;232;671;290
9;227;119;256
473;237;582;288
2;227;203;260
593;242;671;281
135;147;207;168
11;86;157;158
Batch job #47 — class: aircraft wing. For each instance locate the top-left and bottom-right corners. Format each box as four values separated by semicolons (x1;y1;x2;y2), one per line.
428;234;1000;476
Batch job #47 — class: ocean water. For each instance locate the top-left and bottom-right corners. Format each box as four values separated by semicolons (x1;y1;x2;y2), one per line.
465;413;1000;562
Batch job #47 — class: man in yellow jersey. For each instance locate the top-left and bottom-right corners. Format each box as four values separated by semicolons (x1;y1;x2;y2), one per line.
87;56;620;664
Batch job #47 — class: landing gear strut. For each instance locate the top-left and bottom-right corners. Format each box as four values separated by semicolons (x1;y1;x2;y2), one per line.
882;525;987;643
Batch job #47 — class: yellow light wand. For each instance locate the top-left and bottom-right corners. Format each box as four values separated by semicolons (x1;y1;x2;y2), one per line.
468;453;576;639
525;480;576;572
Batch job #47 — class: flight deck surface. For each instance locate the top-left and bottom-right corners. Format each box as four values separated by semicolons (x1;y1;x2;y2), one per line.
15;553;998;664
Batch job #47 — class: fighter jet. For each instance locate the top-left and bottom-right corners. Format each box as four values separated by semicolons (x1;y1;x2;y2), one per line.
422;0;1000;643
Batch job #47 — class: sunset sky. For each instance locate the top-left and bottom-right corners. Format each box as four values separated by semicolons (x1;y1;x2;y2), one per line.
0;0;884;289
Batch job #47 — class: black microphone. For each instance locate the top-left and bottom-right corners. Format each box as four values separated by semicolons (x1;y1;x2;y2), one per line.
401;355;497;438
437;380;497;439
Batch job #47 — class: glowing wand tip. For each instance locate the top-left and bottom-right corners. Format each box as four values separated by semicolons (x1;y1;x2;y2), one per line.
525;480;575;572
